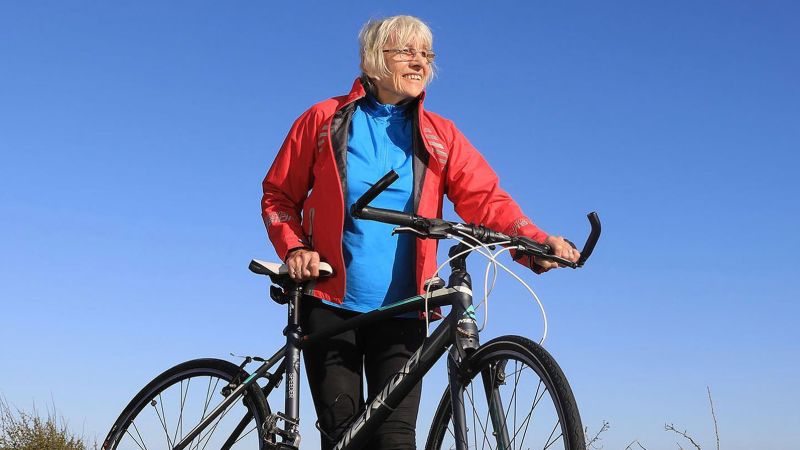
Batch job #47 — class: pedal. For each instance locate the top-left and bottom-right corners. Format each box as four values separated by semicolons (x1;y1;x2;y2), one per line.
264;413;301;449
265;441;298;450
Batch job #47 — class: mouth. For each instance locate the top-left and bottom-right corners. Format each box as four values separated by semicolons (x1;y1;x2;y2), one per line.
402;73;423;81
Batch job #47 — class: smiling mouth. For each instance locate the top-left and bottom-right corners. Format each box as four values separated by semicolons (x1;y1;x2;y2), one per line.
402;74;423;81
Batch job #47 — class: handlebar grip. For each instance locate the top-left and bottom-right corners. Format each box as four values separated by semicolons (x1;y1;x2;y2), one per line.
576;211;601;267
355;206;418;227
351;170;398;218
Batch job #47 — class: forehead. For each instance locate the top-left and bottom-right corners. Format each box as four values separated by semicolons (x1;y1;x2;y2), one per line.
386;31;432;49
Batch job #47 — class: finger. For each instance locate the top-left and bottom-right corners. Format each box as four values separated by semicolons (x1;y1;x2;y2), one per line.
536;259;557;270
309;252;320;278
552;237;564;256
555;240;570;259
292;261;302;280
561;241;576;261
300;253;313;279
288;254;302;280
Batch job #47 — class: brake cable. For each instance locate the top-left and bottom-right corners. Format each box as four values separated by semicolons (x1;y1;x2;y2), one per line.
421;232;550;345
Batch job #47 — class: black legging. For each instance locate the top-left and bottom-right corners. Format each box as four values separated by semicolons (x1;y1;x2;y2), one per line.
300;299;426;450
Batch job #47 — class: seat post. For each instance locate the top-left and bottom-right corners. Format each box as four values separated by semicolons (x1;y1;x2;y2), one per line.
286;282;303;329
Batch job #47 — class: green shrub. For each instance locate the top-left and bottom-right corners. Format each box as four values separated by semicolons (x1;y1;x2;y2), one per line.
0;397;91;450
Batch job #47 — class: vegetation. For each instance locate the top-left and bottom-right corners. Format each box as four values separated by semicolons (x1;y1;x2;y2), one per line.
586;386;721;450
0;397;93;450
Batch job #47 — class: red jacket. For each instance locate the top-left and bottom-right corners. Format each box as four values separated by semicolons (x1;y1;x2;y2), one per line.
262;78;548;303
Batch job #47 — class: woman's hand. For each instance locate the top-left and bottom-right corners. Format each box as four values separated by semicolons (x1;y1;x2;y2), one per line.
533;235;580;271
285;248;321;281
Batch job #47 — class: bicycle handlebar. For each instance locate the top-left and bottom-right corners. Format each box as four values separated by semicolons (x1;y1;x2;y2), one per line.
351;170;401;218
351;170;601;269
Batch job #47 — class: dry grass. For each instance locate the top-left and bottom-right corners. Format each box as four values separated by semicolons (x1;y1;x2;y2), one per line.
0;397;94;450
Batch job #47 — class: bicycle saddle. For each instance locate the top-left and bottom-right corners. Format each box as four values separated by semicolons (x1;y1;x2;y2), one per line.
249;259;334;278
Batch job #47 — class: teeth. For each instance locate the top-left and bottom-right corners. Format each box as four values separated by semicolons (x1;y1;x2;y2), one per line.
403;74;422;80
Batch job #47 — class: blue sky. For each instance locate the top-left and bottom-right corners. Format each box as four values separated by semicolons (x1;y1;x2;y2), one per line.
1;1;798;448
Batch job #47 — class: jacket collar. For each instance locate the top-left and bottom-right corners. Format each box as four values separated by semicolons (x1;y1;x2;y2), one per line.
340;78;441;173
346;77;427;111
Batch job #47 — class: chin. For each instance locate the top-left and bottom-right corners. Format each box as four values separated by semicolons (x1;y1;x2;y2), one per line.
400;84;424;99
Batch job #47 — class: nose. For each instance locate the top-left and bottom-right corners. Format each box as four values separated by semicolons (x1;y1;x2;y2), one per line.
408;60;425;72
410;51;429;66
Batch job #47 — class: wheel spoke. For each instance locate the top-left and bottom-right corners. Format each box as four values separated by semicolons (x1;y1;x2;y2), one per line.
463;381;494;450
514;380;547;448
513;361;520;449
151;394;175;449
542;421;562;450
232;424;258;445
470;382;478;450
197;398;240;450
172;378;190;445
126;422;149;450
190;376;223;450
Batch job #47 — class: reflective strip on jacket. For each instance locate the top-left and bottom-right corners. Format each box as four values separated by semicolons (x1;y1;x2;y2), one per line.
262;78;549;304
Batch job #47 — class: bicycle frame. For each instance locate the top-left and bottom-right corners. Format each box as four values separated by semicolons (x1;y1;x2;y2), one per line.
134;169;599;450
171;265;500;450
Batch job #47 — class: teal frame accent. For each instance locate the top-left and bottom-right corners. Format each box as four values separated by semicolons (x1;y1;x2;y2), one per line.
377;295;423;311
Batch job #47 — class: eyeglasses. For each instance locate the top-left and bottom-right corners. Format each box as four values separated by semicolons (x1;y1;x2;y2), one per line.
382;48;436;63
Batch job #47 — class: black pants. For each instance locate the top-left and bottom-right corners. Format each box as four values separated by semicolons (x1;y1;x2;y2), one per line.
300;299;426;450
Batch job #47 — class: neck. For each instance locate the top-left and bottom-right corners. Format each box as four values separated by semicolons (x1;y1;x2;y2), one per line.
375;86;405;105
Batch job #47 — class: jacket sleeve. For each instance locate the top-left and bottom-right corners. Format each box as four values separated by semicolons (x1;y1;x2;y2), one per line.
261;108;319;261
444;122;549;270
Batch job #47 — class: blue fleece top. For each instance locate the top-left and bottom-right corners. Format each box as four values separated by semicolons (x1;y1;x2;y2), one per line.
333;93;417;312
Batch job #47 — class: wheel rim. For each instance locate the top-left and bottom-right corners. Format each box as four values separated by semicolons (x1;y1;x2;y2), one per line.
110;367;264;450
435;352;574;450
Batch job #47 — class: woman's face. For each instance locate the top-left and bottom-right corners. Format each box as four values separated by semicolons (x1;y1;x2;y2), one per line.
373;40;432;105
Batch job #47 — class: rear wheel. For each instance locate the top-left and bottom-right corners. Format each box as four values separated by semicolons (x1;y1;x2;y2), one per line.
103;358;270;450
425;336;584;450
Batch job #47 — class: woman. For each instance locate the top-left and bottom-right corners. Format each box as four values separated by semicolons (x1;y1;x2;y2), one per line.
262;15;579;450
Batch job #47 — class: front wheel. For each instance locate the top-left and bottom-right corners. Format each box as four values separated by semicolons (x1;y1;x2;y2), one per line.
425;336;585;450
103;358;270;450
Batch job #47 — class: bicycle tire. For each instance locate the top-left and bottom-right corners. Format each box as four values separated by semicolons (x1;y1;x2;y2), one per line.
102;358;271;450
425;335;585;450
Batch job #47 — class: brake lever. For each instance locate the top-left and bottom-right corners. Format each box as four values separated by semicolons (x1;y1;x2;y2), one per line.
548;255;578;269
392;226;427;237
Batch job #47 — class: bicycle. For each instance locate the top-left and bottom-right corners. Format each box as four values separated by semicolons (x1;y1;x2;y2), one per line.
102;170;601;450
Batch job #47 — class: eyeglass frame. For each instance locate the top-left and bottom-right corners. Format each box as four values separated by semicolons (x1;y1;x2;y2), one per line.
382;48;436;63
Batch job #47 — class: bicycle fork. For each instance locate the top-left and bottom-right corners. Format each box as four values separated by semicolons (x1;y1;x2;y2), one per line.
481;362;512;450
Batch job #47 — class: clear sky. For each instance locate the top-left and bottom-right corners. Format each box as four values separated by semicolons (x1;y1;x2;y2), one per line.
1;1;798;449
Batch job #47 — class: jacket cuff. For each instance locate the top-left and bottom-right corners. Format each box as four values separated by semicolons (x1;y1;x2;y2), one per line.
284;245;312;261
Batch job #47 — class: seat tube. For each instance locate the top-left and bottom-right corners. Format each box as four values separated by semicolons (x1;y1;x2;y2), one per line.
284;284;303;428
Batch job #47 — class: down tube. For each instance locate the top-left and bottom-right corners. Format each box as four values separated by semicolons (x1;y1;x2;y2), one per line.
337;320;452;450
